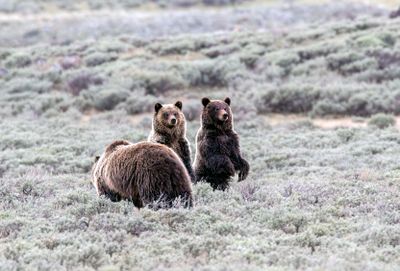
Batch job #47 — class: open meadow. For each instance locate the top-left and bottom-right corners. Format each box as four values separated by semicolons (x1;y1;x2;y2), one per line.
1;0;400;270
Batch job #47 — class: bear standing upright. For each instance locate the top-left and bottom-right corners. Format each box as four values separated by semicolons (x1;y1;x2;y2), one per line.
148;101;195;182
193;97;249;190
91;140;193;208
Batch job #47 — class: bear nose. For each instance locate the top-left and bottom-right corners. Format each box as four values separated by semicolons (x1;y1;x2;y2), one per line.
223;113;228;120
171;118;177;124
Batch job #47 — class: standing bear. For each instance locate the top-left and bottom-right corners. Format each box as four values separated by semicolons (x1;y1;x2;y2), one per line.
148;101;195;182
193;97;249;190
91;140;193;208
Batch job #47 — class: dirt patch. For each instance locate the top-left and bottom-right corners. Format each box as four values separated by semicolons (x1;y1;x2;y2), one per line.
120;48;150;60
312;117;367;129
159;52;206;61
82;111;400;129
80;109;100;123
264;114;400;129
0;10;150;22
128;113;151;125
263;114;365;128
80;111;151;125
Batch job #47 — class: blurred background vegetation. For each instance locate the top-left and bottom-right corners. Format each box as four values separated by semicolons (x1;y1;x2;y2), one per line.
1;0;400;119
1;0;400;270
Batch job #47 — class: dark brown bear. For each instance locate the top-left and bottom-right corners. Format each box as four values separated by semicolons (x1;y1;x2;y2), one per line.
91;140;193;208
148;101;195;182
193;97;249;190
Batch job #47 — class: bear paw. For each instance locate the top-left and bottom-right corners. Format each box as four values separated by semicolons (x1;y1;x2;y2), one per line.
238;159;250;182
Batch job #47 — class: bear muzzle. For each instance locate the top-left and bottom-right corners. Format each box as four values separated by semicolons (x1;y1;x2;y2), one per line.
167;116;178;127
217;110;229;122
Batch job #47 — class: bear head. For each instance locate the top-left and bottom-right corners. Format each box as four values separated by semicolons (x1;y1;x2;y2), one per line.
201;97;233;130
153;101;186;136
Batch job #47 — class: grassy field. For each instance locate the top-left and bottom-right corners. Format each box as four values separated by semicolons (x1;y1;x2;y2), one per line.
1;0;400;270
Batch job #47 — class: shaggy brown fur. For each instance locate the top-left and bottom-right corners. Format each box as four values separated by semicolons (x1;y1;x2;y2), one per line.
91;140;193;208
193;97;249;190
148;101;195;182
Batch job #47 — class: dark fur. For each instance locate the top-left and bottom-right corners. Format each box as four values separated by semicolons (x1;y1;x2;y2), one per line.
390;7;400;19
91;140;193;208
148;101;195;182
193;97;249;190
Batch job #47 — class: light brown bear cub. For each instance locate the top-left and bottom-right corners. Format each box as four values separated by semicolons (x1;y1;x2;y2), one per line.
148;101;195;182
91;140;193;208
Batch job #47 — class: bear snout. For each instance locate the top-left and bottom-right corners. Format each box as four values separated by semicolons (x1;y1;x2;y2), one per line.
217;109;229;121
170;117;177;125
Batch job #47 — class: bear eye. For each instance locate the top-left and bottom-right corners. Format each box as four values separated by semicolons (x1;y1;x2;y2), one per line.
174;113;177;117
163;112;169;118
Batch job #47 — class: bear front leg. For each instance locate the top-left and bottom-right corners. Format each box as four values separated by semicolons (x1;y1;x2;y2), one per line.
227;132;249;182
194;172;203;183
96;180;122;202
154;135;168;145
179;138;196;182
232;156;249;181
238;158;250;182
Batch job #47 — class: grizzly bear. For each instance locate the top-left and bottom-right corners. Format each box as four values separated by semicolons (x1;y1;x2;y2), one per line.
91;140;193;208
148;101;195;182
193;97;249;190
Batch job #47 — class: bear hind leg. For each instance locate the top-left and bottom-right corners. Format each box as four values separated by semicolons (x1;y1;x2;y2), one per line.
204;175;231;191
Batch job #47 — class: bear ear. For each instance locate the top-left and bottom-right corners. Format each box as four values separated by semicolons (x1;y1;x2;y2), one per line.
202;97;211;107
155;103;163;113
224;97;231;106
94;156;100;163
175;101;182;110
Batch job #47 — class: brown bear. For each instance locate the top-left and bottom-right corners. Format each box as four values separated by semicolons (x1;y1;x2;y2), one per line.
193;97;249;190
148;101;195;182
91;140;193;208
